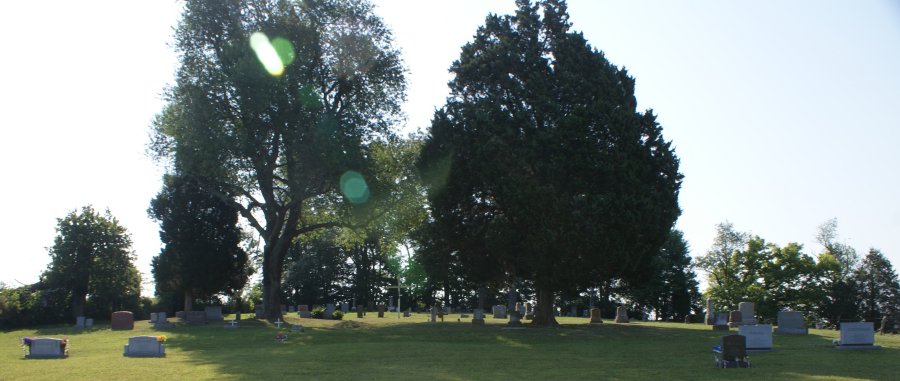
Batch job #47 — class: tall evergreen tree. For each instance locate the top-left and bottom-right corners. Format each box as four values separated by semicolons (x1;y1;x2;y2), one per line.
418;0;682;325
855;248;900;322
150;0;405;319
149;175;251;312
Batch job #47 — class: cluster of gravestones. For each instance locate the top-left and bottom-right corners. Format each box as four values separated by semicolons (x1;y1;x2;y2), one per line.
704;298;883;361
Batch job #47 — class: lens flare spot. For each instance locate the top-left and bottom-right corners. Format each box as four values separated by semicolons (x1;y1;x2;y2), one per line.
272;37;295;66
250;32;285;76
340;171;370;204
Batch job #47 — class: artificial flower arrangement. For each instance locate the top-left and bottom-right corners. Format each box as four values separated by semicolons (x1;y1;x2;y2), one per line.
156;335;167;343
274;331;288;343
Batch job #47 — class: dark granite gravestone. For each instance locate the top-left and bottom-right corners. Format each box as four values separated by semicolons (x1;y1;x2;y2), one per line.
111;311;135;330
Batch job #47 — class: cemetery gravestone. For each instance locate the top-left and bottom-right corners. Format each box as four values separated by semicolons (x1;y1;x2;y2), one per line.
205;306;224;321
186;311;207;325
25;338;67;359
614;306;629;323
149;313;158;324
728;311;743;328
525;303;533;320
473;308;485;325
508;311;522;326
356;305;364;318
430;306;437;323
85;318;94;329
326;304;337;319
377;304;385;318
738;302;757;325
738;324;773;352
299;305;311;318
492;305;507;319
705;298;715;325
123;336;165;357
368;301;376;312
111;311;135;330
590;308;603;324
76;316;86;329
835;322;881;350
713;312;729;331
775;311;808;334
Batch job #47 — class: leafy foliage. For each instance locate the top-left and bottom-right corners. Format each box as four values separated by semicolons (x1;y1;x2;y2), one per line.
42;206;141;319
149;174;251;312
151;0;406;319
418;0;682;325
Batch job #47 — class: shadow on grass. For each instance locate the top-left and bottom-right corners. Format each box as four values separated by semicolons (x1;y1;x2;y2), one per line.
159;318;900;380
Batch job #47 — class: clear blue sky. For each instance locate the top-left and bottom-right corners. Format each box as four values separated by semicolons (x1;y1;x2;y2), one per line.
1;1;898;293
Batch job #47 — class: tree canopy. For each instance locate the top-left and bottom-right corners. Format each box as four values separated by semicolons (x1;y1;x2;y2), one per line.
418;0;682;325
150;0;406;319
149;174;251;312
43;206;141;319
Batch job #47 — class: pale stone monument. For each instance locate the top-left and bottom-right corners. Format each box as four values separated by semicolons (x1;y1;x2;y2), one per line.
614;306;629;323
738;324;773;352
775;311;808;334
738;302;757;325
590;308;603;324
123;336;165;357
834;322;880;350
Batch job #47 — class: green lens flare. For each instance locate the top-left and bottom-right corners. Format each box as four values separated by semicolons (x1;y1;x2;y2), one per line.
250;32;285;76
272;37;295;66
340;171;370;204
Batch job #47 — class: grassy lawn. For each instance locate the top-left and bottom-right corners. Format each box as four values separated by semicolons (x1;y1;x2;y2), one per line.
3;314;898;380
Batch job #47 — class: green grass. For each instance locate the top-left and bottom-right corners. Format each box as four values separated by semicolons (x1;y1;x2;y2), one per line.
3;314;899;380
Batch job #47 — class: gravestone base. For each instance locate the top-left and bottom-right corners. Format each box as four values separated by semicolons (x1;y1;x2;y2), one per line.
713;324;730;331
472;318;485;325
834;343;881;350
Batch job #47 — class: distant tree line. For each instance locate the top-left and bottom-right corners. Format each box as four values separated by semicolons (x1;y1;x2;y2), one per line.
697;219;900;328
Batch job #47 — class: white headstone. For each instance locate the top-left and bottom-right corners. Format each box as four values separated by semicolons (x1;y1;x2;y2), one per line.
738;324;773;351
835;322;880;349
26;338;66;359
124;336;165;357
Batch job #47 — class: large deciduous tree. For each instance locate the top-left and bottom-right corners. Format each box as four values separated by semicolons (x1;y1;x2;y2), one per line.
418;0;682;325
43;206;141;319
855;248;900;323
149;174;251;313
150;0;405;319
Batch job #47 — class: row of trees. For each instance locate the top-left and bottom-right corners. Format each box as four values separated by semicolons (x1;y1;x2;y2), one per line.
147;0;687;325
697;220;900;326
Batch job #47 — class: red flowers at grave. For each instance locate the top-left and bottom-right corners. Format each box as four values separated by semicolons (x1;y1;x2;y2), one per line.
157;335;167;343
274;331;288;342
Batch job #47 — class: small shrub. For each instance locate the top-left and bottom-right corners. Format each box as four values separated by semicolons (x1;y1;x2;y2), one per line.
311;306;326;319
332;310;344;320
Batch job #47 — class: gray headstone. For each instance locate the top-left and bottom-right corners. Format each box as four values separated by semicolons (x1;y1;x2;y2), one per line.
728;310;743;328
325;304;336;318
508;311;522;326
705;298;715;325
124;336;165;357
775;311;808;334
341;303;349;313
149;313;158;323
614;306;629;323
299;305;311;318
738;324;773;351
186;311;207;324
492;305;507;319
204;306;224;321
738;302;757;325
836;322;880;349
590;308;603;324
430;306;437;323
714;312;729;325
25;338;67;359
85;318;94;328
76;316;86;328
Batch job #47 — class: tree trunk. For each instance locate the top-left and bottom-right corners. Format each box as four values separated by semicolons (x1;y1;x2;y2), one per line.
532;287;558;326
262;237;291;321
72;292;86;319
183;290;193;312
477;285;487;310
